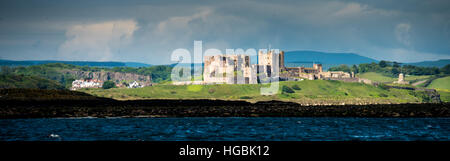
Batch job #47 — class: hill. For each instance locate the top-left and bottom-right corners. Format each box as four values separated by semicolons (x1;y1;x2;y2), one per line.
0;59;151;68
284;51;378;70
80;80;439;104
0;88;108;101
0;74;64;90
407;59;450;68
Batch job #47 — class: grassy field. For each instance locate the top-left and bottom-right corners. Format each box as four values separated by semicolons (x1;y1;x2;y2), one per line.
426;76;450;102
435;89;450;102
80;80;432;105
427;76;450;90
404;75;431;81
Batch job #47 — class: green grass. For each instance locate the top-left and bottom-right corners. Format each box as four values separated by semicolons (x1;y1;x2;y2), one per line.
436;89;450;102
404;75;431;81
427;76;450;90
80;80;431;104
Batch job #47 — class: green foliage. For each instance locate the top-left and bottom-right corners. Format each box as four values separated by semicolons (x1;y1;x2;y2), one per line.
282;85;295;94
239;96;252;99
378;93;388;97
393;62;400;68
102;81;116;89
292;84;301;90
0;63;173;88
329;61;444;76
441;64;450;74
379;60;388;68
328;64;351;73
351;65;358;73
208;88;215;94
0;74;65;89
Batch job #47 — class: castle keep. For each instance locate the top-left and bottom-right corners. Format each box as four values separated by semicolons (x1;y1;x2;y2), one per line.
203;54;257;84
194;49;355;85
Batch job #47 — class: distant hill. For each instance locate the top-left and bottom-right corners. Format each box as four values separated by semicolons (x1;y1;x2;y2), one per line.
407;59;450;68
0;59;151;68
284;51;378;70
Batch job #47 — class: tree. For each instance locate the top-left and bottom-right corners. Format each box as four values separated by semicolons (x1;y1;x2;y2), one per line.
292;84;301;90
102;81;116;89
0;66;13;74
379;60;388;68
391;67;400;75
328;64;351;73
441;64;450;74
393;62;400;68
351;65;359;73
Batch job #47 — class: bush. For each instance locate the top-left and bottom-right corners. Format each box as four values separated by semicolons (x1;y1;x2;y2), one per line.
378;84;390;90
102;81;116;89
378;93;388;97
240;96;252;99
282;85;295;94
292;84;301;90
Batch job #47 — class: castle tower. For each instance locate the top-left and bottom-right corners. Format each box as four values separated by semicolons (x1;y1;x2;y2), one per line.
279;51;285;71
398;73;404;82
313;64;323;73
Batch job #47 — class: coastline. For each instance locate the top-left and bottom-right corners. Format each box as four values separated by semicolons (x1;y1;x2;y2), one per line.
1;99;448;119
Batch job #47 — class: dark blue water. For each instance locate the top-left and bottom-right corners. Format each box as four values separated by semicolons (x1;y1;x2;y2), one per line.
0;117;449;141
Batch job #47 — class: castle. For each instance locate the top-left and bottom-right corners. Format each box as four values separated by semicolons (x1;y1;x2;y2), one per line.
180;49;356;85
203;49;355;85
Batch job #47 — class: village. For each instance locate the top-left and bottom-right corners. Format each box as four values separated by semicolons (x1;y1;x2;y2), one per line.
70;79;146;90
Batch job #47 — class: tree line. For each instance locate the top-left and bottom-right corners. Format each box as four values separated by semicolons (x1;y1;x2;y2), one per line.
0;63;175;89
328;61;450;77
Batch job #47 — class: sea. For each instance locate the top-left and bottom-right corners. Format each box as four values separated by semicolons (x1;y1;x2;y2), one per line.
0;117;449;141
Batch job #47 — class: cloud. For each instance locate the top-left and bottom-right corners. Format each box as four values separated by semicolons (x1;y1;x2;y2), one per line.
58;20;138;61
155;8;212;34
333;3;367;17
1;0;449;64
395;23;412;46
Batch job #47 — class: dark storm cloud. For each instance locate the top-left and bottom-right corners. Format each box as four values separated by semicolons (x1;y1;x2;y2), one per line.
0;0;449;64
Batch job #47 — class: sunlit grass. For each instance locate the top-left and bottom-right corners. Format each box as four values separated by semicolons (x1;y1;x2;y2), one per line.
80;80;428;104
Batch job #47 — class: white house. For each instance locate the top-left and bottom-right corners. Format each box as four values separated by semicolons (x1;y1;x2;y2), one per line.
128;81;143;88
71;78;103;90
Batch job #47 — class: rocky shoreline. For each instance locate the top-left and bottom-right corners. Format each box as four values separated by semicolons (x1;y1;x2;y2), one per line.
0;99;448;118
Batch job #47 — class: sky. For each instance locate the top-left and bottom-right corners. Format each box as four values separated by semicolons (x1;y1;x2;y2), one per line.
0;0;449;64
